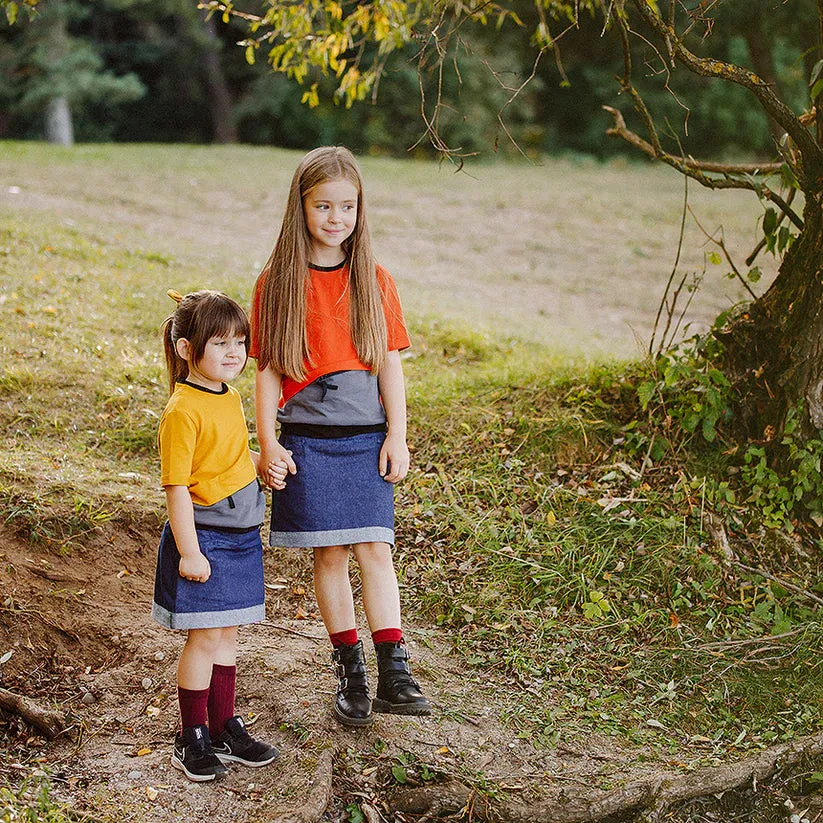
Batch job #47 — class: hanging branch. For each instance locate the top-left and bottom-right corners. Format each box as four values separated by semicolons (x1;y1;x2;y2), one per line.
631;0;823;186
602;106;803;228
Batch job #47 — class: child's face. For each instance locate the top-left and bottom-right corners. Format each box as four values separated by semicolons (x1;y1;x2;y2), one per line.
303;178;358;266
178;333;247;391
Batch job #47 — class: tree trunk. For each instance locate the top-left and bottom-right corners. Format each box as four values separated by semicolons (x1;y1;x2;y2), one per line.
44;96;74;146
199;11;237;144
717;193;823;439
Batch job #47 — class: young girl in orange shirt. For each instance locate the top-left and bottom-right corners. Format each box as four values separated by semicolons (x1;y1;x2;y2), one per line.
251;146;431;726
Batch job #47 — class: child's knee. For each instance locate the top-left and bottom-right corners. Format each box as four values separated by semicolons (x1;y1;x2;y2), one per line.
185;627;225;655
314;545;350;573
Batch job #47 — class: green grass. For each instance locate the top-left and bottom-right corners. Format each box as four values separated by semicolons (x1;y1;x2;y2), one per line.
1;143;820;763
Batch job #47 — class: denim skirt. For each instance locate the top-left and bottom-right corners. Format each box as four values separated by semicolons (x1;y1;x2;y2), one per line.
151;522;266;630
270;431;394;548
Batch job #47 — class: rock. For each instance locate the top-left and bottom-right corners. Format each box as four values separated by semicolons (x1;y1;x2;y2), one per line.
127;770;142;780
154;651;165;661
81;692;96;705
141;677;153;690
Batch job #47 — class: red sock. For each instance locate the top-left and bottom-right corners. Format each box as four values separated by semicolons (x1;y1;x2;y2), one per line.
207;664;236;738
329;628;359;648
178;686;209;730
372;628;403;645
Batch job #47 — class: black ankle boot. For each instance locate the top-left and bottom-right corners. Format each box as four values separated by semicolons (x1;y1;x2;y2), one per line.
332;641;373;727
373;641;432;716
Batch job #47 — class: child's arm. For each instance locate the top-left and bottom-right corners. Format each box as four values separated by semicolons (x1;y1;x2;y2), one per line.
377;350;410;483
256;365;297;488
165;485;211;582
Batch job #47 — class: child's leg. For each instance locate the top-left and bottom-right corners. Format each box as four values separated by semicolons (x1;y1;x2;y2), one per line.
314;545;372;726
178;627;224;727
207;626;238;737
353;541;431;717
209;626;279;768
351;541;401;632
313;545;357;633
173;628;229;782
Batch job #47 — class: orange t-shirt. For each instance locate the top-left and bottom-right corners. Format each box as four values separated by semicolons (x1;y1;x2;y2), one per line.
249;262;410;405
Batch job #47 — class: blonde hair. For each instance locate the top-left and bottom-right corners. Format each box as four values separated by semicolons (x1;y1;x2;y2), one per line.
161;290;250;395
253;146;387;381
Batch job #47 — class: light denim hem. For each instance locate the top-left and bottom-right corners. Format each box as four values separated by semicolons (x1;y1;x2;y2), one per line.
151;602;265;630
269;526;394;548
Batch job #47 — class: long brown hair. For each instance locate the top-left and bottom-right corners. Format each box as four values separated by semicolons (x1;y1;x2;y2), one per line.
254;146;387;380
161;290;250;395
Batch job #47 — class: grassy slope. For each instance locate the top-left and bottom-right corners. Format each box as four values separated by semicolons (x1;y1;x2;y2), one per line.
1;143;821;768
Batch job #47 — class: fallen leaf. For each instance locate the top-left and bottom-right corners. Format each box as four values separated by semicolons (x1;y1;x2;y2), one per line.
137;747;152;756
145;787;159;801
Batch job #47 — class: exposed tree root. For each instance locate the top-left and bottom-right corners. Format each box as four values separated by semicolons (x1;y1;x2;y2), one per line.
391;732;823;822
271;748;335;823
0;686;69;739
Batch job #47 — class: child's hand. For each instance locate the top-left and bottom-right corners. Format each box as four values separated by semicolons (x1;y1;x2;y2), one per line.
379;433;410;483
259;443;297;490
266;458;291;490
179;552;211;583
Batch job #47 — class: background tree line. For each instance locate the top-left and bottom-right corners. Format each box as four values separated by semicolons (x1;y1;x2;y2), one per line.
0;0;810;159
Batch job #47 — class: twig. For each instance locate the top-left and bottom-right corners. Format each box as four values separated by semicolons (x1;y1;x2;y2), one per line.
733;562;823;608
0;687;69;739
260;621;325;642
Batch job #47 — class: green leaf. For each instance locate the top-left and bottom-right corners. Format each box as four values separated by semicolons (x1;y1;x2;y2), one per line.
811;59;823;88
245;45;256;65
5;2;17;24
762;207;778;236
811;78;823;102
345;804;365;823
708;251;722;265
637;381;656;410
392;765;408;784
747;266;761;283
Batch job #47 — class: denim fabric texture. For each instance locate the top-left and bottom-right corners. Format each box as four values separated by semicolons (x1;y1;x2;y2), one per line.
270;431;394;548
152;521;266;629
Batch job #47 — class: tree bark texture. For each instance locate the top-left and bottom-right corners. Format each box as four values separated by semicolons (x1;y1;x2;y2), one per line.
717;194;823;438
44;96;74;146
390;732;823;823
200;10;237;144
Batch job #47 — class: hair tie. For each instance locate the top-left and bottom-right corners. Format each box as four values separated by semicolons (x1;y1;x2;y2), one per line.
167;289;183;304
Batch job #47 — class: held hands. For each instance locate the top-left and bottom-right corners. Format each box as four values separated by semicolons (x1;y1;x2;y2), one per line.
259;443;297;491
379;432;410;483
179;551;211;583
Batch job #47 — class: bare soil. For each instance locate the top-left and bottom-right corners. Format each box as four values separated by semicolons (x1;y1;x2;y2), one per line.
0;519;657;822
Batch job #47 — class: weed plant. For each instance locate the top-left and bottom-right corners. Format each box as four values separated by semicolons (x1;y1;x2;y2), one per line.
398;322;823;755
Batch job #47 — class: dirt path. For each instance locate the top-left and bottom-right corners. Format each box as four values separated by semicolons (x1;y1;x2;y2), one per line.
0;521;676;822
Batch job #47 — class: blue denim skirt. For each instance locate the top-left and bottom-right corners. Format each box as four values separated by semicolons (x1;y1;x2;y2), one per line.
151;522;266;630
270;431;394;548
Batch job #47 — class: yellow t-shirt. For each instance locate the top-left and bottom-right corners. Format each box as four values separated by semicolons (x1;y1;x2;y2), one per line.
158;381;256;507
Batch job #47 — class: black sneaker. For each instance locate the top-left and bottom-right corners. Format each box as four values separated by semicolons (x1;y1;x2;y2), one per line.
172;724;228;782
212;716;279;767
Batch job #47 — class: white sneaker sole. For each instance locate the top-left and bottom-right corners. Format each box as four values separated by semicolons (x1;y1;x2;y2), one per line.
171;753;225;782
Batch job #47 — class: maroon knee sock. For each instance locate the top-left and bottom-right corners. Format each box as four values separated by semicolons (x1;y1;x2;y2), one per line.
207;664;236;738
372;628;403;645
178;686;209;730
330;628;359;648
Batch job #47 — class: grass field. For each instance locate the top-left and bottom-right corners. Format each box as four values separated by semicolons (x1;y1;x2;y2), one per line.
1;141;776;359
2;143;822;822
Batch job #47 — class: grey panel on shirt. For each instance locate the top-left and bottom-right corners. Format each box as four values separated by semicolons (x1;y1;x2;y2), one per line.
277;370;386;426
193;478;266;529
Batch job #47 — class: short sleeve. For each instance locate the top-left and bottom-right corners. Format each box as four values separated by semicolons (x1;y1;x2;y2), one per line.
158;408;197;488
377;265;411;351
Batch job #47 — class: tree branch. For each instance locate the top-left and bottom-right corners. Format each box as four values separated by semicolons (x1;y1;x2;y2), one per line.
603;106;804;229
631;0;823;184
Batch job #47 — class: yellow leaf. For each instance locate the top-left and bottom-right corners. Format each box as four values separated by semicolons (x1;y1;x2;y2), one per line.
137;747;152;756
145;786;159;801
546;510;557;526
